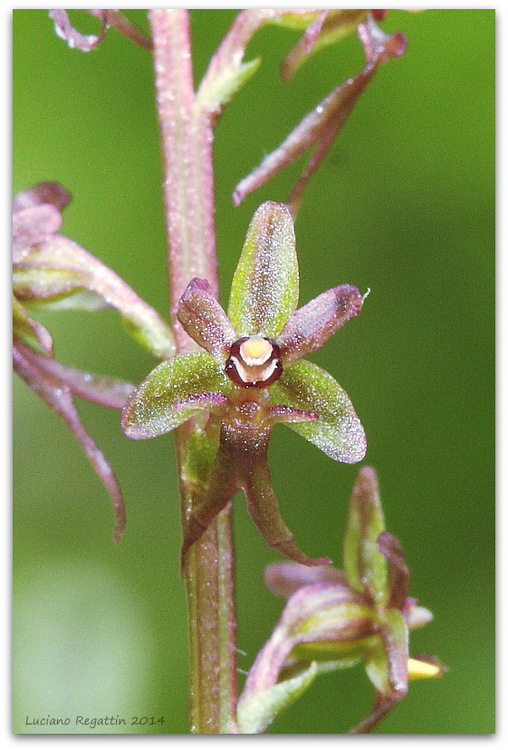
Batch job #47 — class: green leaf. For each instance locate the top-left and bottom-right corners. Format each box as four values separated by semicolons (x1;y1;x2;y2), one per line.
228;202;299;338
237;661;318;734
343;466;388;603
121;352;231;439
270;359;366;463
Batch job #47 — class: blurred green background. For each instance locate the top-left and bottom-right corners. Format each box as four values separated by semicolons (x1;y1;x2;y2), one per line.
13;9;494;734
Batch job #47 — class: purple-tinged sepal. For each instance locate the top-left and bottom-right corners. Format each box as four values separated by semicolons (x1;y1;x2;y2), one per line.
122;352;231;439
344;466;388;603
177;278;236;362
277;284;363;366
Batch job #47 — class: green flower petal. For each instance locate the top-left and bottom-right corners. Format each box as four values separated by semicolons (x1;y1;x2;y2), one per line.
228;202;299;338
237;661;318;735
351;609;408;734
365;609;408;699
343;466;389;603
121;352;231;439
270;359;366;463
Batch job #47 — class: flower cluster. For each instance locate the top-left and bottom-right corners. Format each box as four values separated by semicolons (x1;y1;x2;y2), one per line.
122;201;367;567
13;182;174;540
237;466;445;734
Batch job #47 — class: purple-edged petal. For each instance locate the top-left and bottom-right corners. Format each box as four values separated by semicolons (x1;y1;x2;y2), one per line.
177;278;236;361
122;352;231;439
13;205;63;261
13;181;72;214
377;530;411;611
265;561;347;599
270;359;366;463
268;404;318;424
227;202;299;339
14;234;175;360
277;284;363;366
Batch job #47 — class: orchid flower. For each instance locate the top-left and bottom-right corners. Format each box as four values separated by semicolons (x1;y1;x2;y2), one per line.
13;181;174;540
122;201;366;568
237;466;445;734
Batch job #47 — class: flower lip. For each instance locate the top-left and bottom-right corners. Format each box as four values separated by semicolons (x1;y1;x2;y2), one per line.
225;336;283;389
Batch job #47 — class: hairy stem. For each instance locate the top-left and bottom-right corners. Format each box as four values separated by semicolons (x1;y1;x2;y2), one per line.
149;9;237;733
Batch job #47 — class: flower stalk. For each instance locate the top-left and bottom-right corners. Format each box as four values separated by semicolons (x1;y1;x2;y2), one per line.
149;9;237;733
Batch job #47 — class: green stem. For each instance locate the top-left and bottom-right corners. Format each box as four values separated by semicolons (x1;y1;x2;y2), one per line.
149;9;237;734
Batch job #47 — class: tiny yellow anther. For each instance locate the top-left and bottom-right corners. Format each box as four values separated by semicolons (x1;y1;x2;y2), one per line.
240;336;272;364
408;657;443;680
